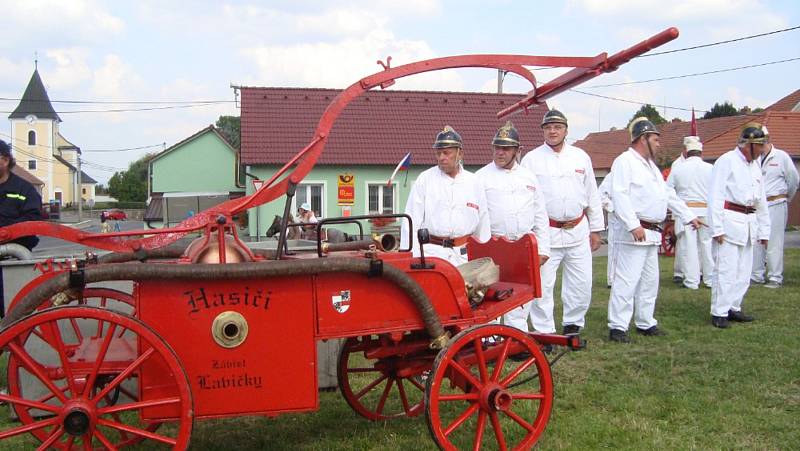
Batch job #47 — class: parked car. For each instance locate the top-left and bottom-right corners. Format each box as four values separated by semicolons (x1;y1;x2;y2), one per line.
103;209;127;220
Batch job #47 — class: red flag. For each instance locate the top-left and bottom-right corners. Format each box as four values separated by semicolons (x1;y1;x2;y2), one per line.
690;107;698;137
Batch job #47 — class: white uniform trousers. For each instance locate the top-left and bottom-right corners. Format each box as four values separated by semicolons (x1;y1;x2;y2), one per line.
607;243;659;332
606;216;616;287
423;243;468;267
751;202;787;284
711;239;754;317
673;222;687;279
681;218;714;289
528;240;593;333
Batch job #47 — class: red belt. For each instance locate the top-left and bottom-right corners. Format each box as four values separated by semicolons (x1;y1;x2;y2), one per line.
724;201;756;214
429;235;469;248
639;220;662;232
549;213;585;229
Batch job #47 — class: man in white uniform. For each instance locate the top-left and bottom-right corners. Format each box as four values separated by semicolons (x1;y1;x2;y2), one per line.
667;136;714;289
477;121;550;333
750;127;799;288
401;126;491;266
670;149;689;284
521;110;604;336
607;118;701;343
598;174;615;288
708;123;770;328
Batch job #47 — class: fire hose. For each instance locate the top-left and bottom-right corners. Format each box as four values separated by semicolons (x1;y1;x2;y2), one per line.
1;258;449;348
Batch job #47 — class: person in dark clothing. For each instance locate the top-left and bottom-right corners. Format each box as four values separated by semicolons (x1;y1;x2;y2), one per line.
0;140;42;250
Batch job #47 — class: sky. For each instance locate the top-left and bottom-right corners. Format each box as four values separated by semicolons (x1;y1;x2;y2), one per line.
0;0;798;184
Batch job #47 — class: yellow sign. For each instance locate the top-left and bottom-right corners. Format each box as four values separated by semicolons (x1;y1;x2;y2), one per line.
338;173;355;206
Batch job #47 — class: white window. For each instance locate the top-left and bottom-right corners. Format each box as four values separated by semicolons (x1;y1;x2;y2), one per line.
28;160;37;170
294;183;324;217
367;183;395;214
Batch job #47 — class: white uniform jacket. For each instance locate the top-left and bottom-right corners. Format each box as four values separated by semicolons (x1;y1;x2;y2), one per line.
400;166;491;255
759;146;799;206
520;143;604;247
708;148;770;246
610;148;696;245
598;173;614;213
666;156;713;217
476;162;551;257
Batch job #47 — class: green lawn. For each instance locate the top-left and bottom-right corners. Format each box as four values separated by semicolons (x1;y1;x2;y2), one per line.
1;250;798;449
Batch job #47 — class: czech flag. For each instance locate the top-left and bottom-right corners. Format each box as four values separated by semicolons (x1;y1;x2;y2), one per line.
388;152;412;186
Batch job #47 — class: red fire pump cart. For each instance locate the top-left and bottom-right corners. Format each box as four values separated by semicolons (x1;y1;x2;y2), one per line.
0;28;679;450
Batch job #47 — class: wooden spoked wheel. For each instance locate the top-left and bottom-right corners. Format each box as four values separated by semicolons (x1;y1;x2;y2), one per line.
660;221;676;256
338;336;427;420
0;306;192;449
425;325;553;450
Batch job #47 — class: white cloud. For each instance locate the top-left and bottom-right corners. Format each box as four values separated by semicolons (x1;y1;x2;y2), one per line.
1;0;124;39
242;29;464;90
91;54;143;99
44;48;93;90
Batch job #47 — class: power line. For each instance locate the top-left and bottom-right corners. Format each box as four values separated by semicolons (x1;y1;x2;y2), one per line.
569;89;705;113
82;143;165;153
583;57;800;89
0;102;223;114
636;25;800;57
0;97;233;105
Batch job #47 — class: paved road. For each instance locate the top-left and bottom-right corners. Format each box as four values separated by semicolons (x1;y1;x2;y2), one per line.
32;218;147;259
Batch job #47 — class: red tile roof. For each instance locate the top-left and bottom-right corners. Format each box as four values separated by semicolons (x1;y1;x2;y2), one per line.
240;87;548;166
702;111;800;159
765;89;800;112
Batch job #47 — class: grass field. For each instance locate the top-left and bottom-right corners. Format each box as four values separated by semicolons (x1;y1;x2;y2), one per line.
1;250;798;450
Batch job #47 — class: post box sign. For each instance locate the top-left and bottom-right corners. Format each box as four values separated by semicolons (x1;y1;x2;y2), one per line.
338;174;355;205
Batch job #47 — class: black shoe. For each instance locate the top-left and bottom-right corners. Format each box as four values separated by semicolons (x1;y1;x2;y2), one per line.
672;275;684;283
635;326;666;336
563;324;581;335
508;351;531;362
711;316;729;329
609;329;630;343
728;310;754;322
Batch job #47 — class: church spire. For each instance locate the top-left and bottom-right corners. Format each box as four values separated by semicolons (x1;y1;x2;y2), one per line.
9;68;61;122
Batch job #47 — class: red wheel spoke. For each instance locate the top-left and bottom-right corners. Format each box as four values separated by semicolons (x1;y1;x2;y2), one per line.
489;411;508;451
36;425;64;451
438;392;479;402
99;396;181;415
82;434;92;450
117;385;138;401
93;347;154;402
375;378;394;416
491;338;513;382
43;320;79;397
109;410;131;441
93;428;118;450
472;338;489;383
503;408;535;432
354;374;388;399
0;391;61;413
396;379;412;415
82;323;118;397
512;392;546;400
408;376;426;392
96;418;177;446
69;318;83;342
347;367;380;373
473;410;487;451
7;341;68;404
447;359;483;390
443;403;480;436
65;436;75;448
499;356;535;387
0;416;59;440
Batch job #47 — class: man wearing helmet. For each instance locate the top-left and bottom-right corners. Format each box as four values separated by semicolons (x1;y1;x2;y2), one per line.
607;118;701;343
750;126;799;289
666;136;714;290
401;126;490;266
477;121;550;333
707;123;770;328
520;109;604;336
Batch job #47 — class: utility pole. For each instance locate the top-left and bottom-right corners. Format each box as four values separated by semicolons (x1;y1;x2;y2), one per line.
497;70;506;94
77;155;82;220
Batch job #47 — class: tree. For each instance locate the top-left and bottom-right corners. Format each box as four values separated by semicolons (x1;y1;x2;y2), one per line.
216;115;240;149
108;153;153;202
629;104;666;126
702;101;739;119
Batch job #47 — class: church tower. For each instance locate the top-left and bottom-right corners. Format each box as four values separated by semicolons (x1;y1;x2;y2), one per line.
9;68;63;204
